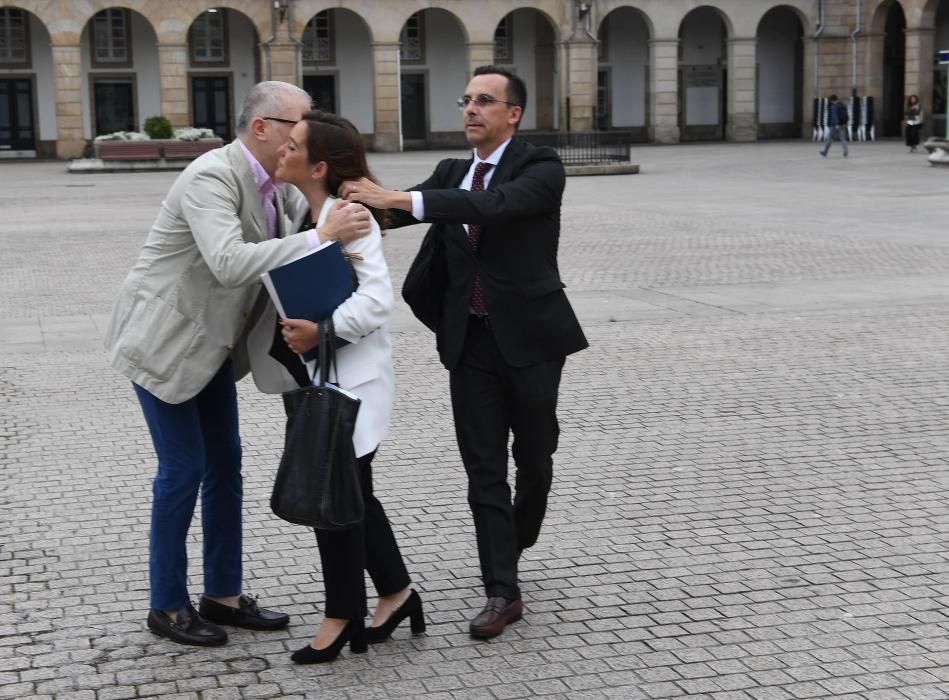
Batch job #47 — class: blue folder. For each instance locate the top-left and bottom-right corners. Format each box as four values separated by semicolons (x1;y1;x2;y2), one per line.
261;241;356;322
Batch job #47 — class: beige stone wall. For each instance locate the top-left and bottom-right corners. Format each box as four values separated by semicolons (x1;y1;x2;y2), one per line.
2;0;947;155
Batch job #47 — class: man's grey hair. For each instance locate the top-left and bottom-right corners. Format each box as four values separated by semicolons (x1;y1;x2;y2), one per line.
236;81;312;133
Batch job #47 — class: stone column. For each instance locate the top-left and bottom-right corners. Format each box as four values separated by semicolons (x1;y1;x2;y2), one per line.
802;37;817;138
467;42;495;77
51;42;84;159
565;35;597;131
372;41;402;152
904;27;935;129
649;38;679;144
158;43;189;128
268;41;299;85
726;37;757;141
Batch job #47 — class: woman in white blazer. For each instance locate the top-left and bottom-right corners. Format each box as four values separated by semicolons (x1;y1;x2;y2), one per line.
246;111;424;664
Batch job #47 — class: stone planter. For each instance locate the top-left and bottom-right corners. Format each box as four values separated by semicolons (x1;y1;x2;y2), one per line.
94;138;223;161
96;141;162;161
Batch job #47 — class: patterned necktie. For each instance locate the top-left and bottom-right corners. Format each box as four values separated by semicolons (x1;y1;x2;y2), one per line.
467;161;493;316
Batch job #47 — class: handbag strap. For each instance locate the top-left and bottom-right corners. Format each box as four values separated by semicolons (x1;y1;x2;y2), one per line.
316;317;340;387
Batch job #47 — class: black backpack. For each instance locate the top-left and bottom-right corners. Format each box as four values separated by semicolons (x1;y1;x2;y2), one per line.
837;102;849;126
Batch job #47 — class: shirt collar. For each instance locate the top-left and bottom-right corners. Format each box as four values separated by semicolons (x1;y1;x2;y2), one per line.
473;138;512;169
238;139;279;195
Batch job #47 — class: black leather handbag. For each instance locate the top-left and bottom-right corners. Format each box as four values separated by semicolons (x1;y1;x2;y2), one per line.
270;318;364;530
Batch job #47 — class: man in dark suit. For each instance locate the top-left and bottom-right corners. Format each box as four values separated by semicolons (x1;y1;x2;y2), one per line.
341;65;587;639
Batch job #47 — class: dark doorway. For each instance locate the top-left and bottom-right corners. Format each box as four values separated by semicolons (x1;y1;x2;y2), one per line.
400;73;426;141
882;3;906;137
303;74;336;114
191;76;231;140
0;78;35;151
93;78;135;135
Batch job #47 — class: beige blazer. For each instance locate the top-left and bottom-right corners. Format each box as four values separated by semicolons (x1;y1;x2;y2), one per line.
104;140;311;404
246;197;395;458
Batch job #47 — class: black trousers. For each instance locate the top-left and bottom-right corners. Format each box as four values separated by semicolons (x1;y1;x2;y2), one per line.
313;450;411;619
449;316;565;600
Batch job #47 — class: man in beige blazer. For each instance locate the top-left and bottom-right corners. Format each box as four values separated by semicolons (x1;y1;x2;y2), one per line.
104;81;371;647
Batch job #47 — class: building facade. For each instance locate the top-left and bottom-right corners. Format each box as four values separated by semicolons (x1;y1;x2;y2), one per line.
0;0;947;158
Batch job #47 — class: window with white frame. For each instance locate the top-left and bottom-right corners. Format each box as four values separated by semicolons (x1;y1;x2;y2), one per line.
92;8;131;67
190;9;228;65
400;13;424;63
0;8;29;67
494;16;512;63
302;11;334;64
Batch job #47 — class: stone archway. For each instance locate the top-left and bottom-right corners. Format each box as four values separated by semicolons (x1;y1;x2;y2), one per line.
398;8;467;147
756;5;805;139
79;6;161;139
678;6;730;141
597;6;651;140
494;7;559;131
300;8;373;136
184;7;260;141
0;6;55;156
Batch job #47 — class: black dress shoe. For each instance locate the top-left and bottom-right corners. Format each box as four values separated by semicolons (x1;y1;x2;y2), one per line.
198;594;289;631
147;605;228;646
366;589;426;644
469;596;523;639
291;619;368;664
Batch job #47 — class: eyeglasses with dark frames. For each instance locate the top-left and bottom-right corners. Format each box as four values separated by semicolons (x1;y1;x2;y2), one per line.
456;94;519;110
263;116;298;126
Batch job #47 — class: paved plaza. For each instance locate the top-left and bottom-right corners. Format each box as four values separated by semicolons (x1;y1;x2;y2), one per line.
2;140;949;700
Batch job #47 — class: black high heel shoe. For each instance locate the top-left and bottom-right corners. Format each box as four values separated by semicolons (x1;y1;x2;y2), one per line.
291;618;368;664
367;589;426;643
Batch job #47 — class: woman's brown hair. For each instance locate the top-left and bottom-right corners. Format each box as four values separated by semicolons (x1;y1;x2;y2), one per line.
299;110;386;228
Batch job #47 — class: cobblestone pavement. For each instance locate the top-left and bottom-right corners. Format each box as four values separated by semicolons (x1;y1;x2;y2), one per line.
2;141;949;700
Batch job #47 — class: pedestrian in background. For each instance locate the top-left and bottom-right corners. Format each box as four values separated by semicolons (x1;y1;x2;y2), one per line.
820;94;849;158
905;94;923;153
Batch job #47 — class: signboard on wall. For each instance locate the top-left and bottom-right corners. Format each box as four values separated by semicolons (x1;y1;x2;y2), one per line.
684;65;720;87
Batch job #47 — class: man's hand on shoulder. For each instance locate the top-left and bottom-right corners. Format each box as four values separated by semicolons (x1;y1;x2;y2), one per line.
319;200;371;245
341;178;413;212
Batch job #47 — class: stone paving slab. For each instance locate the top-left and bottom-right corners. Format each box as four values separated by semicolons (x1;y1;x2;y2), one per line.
2;141;949;699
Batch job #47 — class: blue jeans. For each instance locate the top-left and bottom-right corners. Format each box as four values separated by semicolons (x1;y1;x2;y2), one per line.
134;360;243;611
821;126;849;156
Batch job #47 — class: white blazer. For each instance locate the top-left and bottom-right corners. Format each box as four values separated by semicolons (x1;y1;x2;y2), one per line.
246;197;395;458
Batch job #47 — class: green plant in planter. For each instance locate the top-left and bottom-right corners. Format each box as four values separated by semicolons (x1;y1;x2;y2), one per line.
143;115;173;140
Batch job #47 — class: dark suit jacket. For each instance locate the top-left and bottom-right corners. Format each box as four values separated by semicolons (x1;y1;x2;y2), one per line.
390;138;588;370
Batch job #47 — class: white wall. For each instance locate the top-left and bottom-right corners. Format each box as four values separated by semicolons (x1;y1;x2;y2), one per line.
29;14;55;140
424;10;467;133
333;11;374;135
228;12;256;128
510;8;539;131
757;10;798;124
680;8;725;126
603;8;649;127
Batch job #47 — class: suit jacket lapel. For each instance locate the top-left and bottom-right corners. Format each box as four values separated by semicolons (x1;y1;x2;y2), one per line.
226;140;267;242
487;138;522;189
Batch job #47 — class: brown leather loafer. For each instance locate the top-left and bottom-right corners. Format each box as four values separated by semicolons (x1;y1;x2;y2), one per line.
469;596;523;639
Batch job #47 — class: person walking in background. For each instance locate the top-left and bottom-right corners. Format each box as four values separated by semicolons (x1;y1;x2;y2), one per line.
245;111;425;665
338;65;588;640
820;94;849;158
905;94;923;152
104;81;371;647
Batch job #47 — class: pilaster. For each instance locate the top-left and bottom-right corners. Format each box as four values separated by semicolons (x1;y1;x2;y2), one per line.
566;36;597;131
727;37;757;142
649;38;679;144
372;42;402;152
51;43;84;159
467;42;495;77
158;44;189;128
